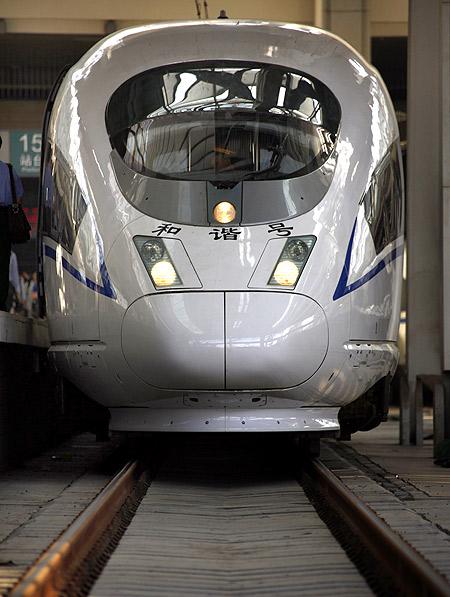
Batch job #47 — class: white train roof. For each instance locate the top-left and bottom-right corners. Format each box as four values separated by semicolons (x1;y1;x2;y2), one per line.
49;20;397;198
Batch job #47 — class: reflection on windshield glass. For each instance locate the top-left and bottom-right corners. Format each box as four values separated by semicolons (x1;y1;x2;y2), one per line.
107;62;341;183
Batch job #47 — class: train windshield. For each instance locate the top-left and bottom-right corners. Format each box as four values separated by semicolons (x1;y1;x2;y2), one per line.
106;62;341;183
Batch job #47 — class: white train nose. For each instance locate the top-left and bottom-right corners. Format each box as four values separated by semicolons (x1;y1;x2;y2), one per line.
121;292;328;390
122;292;225;389
225;292;328;389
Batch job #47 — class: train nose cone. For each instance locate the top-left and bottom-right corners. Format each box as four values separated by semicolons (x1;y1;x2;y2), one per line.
122;292;327;390
122;293;225;389
225;292;328;389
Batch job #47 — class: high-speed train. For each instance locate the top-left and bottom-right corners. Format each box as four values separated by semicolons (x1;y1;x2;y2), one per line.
38;20;404;441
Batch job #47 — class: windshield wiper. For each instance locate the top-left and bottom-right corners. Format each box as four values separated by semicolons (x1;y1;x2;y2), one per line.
240;134;289;181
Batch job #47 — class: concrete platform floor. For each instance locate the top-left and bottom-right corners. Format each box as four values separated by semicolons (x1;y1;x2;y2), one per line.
0;433;121;595
343;410;450;533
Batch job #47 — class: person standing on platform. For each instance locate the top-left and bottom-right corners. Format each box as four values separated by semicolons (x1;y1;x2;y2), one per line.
0;135;24;311
9;251;20;299
19;271;32;316
7;250;21;313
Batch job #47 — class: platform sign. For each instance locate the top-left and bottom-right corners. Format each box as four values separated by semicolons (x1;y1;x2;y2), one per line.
10;130;41;177
0;130;10;163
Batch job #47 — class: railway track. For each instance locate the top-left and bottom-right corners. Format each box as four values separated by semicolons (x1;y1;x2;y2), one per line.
9;436;450;597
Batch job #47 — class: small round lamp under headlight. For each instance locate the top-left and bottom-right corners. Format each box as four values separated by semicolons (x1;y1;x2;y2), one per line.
151;261;177;287
213;201;236;224
273;260;299;286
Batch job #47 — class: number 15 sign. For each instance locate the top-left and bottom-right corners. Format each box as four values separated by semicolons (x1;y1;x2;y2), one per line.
10;130;42;177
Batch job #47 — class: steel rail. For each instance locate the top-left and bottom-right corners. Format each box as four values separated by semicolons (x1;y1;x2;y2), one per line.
10;460;142;597
308;458;450;597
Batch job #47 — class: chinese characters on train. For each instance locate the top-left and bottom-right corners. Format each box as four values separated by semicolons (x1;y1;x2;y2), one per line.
152;223;181;236
268;223;293;237
209;223;293;240
209;227;241;240
150;222;294;240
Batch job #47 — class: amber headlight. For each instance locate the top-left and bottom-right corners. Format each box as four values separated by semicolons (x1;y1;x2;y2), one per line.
134;236;182;288
213;201;236;224
269;236;316;287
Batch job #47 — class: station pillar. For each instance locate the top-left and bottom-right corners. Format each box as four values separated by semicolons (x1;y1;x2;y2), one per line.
314;0;370;60
404;0;450;449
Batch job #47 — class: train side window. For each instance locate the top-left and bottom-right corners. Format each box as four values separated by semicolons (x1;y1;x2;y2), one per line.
41;143;87;253
41;142;53;238
363;142;402;254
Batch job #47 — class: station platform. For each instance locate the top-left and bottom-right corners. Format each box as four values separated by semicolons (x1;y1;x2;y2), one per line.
0;313;52;470
339;411;450;534
0;313;111;471
0;433;121;594
0;312;49;348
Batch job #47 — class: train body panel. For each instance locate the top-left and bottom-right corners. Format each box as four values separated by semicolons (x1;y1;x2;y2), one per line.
41;21;403;433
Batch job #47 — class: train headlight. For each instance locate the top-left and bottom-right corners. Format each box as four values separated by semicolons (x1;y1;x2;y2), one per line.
150;261;178;287
286;239;308;261
269;236;316;288
213;201;236;224
141;239;164;263
273;261;299;286
134;236;182;288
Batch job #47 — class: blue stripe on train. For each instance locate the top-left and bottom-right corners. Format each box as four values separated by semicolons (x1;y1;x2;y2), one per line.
44;244;116;299
333;219;404;301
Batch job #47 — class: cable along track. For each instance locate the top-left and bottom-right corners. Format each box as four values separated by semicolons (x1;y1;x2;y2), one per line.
9;436;450;597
